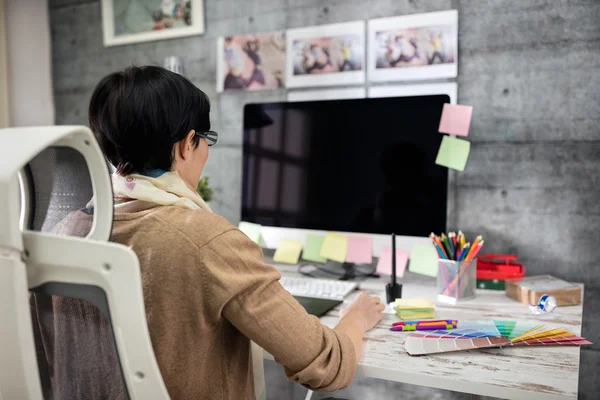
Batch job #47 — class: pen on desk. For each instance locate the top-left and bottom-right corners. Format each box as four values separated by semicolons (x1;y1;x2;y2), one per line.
390;324;456;332
393;320;457;327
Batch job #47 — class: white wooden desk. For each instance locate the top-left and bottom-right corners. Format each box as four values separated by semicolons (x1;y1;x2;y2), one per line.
268;265;584;400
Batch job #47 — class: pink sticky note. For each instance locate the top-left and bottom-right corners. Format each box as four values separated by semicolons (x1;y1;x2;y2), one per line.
438;103;473;136
345;236;373;264
376;246;408;277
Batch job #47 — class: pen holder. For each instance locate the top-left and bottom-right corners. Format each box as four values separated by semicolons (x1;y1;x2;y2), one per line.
437;259;476;304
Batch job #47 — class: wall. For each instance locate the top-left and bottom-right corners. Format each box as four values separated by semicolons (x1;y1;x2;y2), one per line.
48;0;600;398
6;0;54;126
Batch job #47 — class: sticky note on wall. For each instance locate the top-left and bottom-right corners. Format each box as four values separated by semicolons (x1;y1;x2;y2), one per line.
409;245;439;277
238;222;262;245
302;234;327;263
438;103;473;136
345;236;373;264
376;246;408;277
320;232;348;263
273;239;303;264
435;136;471;172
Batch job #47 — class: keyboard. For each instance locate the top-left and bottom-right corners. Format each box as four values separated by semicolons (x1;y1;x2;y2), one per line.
279;276;358;300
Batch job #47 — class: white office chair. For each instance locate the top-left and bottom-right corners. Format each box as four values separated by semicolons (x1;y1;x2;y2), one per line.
0;126;170;399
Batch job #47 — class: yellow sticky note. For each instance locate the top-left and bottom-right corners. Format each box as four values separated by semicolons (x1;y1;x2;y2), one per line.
409;245;439;277
273;239;303;264
398;312;436;320
435;135;471;171
394;298;435;310
320;232;348;263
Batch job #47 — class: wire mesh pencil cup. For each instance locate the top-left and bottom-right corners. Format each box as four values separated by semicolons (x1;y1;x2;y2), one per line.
437;259;477;304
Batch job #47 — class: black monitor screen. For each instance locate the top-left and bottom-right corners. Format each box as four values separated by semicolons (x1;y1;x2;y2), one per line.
242;95;448;237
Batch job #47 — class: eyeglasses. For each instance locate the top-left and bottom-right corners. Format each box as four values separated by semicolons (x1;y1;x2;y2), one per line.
195;130;218;146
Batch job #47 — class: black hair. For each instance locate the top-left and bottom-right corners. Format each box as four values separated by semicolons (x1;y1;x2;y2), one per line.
88;66;210;175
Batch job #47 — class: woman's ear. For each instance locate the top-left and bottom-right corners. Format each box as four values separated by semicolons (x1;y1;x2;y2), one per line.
178;129;196;160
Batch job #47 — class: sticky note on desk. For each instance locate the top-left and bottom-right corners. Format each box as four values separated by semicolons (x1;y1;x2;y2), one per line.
438;103;473;136
435;136;471;172
238;222;262;245
320;232;348;263
345;236;373;264
302;234;327;263
394;298;435;310
273;239;303;264
376;246;408;277
409;245;439;277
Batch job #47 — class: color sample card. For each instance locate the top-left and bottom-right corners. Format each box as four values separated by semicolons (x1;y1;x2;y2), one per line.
438;103;473;136
273;239;303;264
435;136;471;171
320;232;348;263
302;234;327;263
345;236;373;264
409;245;439;277
238;222;262;245
376;246;408;277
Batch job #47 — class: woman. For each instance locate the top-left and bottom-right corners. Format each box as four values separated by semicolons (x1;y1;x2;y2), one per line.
30;66;384;399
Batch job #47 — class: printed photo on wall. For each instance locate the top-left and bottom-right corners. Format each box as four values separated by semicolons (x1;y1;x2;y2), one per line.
101;0;204;47
368;10;458;82
286;21;366;88
216;31;286;93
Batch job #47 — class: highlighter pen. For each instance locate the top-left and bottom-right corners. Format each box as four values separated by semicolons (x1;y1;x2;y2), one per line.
390;324;456;332
393;320;457;327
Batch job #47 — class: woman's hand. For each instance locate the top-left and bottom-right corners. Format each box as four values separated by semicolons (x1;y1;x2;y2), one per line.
339;291;385;332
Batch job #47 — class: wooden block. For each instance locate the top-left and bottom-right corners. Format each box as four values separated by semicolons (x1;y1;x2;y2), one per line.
505;275;582;306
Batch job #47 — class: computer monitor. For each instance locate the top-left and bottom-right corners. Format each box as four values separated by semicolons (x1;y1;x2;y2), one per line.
241;94;450;258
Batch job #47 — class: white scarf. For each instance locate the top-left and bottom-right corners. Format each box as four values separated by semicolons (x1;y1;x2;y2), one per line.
110;170;266;400
111;170;211;213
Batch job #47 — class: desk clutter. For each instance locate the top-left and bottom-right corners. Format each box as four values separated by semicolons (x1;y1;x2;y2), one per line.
393;299;436;320
237;222;442;278
431;231;484;304
402;319;592;356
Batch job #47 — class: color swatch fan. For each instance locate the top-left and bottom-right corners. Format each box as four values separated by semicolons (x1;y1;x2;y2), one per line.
404;320;591;355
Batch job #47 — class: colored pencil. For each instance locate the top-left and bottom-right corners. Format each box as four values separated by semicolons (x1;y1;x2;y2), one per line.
458;243;470;262
465;235;482;260
466;240;484;261
430;233;448;259
440;233;452;259
447;232;456;259
458;231;466;249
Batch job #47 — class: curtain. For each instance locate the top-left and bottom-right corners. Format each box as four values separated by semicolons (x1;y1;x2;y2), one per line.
5;0;54;127
0;0;9;128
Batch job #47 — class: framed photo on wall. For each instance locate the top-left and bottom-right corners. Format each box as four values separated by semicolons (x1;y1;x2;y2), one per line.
216;31;286;93
101;0;204;47
368;10;458;82
286;21;366;88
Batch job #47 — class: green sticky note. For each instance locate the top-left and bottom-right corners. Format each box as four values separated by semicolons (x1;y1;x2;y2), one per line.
435;136;471;171
302;234;327;263
273;239;303;264
238;222;262;245
320;232;348;263
409;244;439;277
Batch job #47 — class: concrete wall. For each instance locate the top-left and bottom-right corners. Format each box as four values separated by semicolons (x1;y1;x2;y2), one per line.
48;0;600;398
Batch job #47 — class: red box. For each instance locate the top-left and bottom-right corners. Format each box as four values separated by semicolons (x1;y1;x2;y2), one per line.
476;254;525;281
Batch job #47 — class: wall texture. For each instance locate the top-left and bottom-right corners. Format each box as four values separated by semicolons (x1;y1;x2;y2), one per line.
48;0;600;398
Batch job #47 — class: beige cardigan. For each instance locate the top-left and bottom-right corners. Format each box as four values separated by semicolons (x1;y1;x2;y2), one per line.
30;206;356;399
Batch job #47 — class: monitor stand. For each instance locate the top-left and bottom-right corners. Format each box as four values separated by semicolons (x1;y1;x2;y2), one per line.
340;262;357;281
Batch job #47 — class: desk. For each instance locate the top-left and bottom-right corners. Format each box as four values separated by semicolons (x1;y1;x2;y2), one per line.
268;265;584;400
